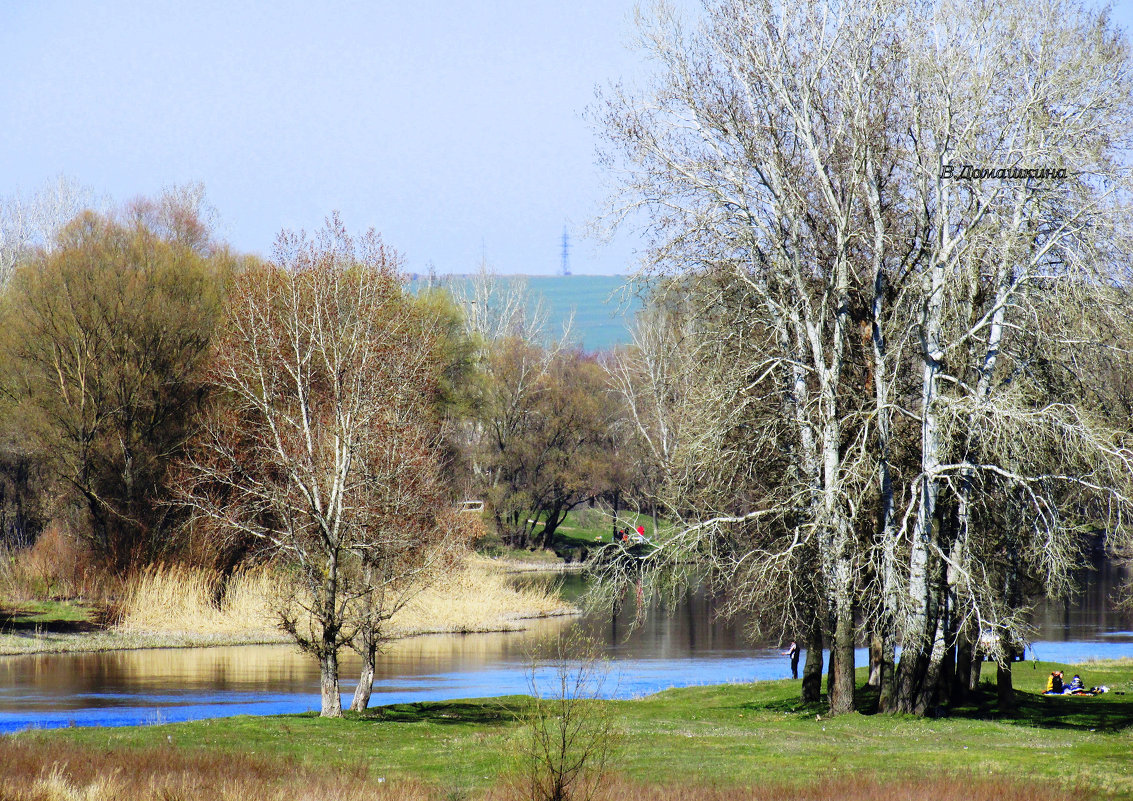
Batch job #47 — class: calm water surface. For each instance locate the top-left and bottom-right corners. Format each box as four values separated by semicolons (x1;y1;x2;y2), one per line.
2;561;1130;733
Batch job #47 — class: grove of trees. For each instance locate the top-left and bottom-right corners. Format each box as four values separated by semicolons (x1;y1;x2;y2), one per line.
0;197;232;570
456;272;626;551
594;0;1133;716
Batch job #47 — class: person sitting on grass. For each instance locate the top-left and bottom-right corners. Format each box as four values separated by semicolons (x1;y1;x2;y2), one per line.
1067;674;1085;693
1044;671;1064;695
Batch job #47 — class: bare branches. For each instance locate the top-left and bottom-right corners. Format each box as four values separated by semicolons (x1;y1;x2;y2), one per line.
596;0;1133;715
178;216;453;717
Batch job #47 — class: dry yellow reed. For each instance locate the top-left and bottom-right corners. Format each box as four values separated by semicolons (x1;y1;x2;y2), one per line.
0;739;436;801
389;557;574;635
117;565;278;635
115;555;574;639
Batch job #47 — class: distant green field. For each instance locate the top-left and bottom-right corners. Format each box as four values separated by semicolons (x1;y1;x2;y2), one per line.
411;274;646;352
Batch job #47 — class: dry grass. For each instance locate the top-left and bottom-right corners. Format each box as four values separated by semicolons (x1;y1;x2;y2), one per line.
0;738;431;801
114;555;574;641
390;557;574;635
117;564;280;636
481;775;1079;801
603;775;1075;801
4;530;573;654
0;738;1079;801
1081;656;1133;667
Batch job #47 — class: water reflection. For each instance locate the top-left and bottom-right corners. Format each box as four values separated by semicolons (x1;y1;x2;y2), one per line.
1030;558;1131;641
1;560;1129;733
0;619;575;730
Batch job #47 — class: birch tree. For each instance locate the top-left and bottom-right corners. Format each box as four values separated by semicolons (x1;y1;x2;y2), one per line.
596;0;1133;716
597;0;904;714
603;290;699;530
889;0;1133;714
0;176;100;285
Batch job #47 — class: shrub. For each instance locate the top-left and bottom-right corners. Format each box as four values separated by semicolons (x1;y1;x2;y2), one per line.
518;630;615;801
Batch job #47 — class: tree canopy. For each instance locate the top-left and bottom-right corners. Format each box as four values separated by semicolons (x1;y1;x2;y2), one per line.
0;206;225;570
595;0;1133;715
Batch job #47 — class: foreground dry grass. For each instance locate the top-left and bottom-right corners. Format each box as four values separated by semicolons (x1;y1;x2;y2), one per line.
0;738;1078;801
0;739;1079;801
0;738;426;801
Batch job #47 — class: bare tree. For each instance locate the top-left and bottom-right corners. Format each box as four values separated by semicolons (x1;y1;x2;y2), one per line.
180;216;452;717
0;176;100;285
452;260;553;345
595;0;1133;716
520;631;615;801
885;0;1133;714
346;398;462;712
596;0;909;714
603;289;699;531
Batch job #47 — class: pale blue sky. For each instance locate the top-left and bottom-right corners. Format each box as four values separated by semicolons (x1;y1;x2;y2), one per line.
2;2;1131;275
1;1;656;275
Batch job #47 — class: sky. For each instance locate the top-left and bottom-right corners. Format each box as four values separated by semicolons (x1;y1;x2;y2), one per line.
3;2;1133;276
0;1;662;275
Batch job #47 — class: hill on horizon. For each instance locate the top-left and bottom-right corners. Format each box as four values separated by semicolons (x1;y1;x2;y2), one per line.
409;274;644;352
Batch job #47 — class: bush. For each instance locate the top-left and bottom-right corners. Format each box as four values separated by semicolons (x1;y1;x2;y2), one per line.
518;630;616;801
0;524;114;604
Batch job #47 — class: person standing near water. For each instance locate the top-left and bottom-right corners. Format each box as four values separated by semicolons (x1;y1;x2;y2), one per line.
782;641;800;679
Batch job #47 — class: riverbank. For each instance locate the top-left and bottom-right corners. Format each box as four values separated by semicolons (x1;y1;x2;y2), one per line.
0;557;576;656
4;661;1131;800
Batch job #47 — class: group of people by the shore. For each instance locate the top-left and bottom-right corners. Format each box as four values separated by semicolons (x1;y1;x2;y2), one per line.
1043;670;1109;696
614;524;649;544
773;648;1111;697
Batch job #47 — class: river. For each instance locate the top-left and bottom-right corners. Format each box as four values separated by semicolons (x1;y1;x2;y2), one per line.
1;561;1130;733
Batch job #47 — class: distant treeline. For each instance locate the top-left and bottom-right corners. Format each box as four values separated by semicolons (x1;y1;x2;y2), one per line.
0;186;659;575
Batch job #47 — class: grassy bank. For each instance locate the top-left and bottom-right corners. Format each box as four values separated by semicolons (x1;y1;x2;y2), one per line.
7;661;1133;800
0;556;574;656
480;508;660;567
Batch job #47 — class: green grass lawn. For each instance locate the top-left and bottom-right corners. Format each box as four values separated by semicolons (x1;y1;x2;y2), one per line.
550;509;658;545
475;508;661;563
15;660;1133;798
0;599;98;628
0;600;109;654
